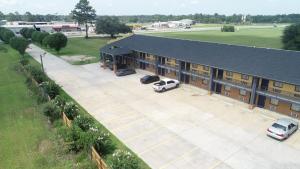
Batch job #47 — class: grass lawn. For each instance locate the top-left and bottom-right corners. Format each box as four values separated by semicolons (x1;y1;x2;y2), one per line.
58;37;111;57
0;44;92;169
149;27;284;49
39;37;111;65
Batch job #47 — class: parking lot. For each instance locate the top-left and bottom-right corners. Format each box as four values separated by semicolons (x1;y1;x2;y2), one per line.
28;45;300;169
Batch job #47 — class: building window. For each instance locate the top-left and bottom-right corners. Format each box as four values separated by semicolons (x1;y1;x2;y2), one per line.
191;75;197;81
273;81;283;88
192;64;198;68
226;71;233;77
224;85;231;91
291;104;300;112
203;72;209;76
203;66;209;71
241;74;249;80
240;89;247;96
270;98;279;106
202;79;208;85
295;86;300;92
166;58;170;62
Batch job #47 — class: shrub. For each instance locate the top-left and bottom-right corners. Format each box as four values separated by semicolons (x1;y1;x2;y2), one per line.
20;57;29;66
31;31;42;42
94;131;115;156
47;33;68;53
282;23;300;50
25;65;48;83
38;32;50;45
42;35;51;47
24;28;35;39
43;101;61;122
53;95;67;111
9;37;29;55
64;101;79;120
73;115;94;132
109;150;140;169
41;81;60;99
221;25;235;32
1;29;15;43
20;28;29;38
64;126;95;152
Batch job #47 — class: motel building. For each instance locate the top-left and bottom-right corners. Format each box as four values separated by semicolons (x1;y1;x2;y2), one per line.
100;34;300;119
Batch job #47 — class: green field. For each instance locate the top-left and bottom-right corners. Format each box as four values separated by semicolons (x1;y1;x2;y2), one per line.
149;27;284;49
0;44;91;169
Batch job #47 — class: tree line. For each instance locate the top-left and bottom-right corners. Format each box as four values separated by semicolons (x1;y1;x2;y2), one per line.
1;10;300;24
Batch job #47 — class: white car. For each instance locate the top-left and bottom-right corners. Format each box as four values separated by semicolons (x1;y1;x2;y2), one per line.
152;78;180;92
267;118;298;140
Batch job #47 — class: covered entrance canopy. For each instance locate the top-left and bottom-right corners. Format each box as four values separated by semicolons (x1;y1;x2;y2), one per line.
100;46;134;72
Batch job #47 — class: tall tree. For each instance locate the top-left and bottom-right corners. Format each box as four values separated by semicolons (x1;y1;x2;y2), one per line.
282;23;300;51
71;0;96;39
9;37;29;56
95;16;132;38
0;11;5;20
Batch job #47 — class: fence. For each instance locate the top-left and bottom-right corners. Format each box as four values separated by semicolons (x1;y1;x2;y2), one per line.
62;112;72;128
91;146;108;169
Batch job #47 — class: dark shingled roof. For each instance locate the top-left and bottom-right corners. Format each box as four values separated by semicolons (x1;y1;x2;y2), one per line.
101;34;300;85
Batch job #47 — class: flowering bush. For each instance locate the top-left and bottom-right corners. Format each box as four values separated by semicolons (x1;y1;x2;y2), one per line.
40;81;60;99
109;150;139;169
64;101;79;120
73;115;94;132
94;131;115;156
53;95;67;111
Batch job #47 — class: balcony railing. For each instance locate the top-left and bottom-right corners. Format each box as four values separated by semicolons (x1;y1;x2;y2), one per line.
260;87;300;99
220;78;252;88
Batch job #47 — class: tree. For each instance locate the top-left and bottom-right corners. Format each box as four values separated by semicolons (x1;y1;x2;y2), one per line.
0;11;5;20
47;33;68;53
95;16;132;38
71;0;96;39
9;37;29;55
24;12;34;22
42;35;51;47
282;24;300;51
20;28;29;38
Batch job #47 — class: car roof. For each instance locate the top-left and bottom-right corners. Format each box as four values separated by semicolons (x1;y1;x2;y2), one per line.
275;118;296;126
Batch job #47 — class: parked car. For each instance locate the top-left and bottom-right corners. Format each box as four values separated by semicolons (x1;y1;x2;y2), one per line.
140;75;160;84
115;68;136;76
267;118;298;140
152;78;180;92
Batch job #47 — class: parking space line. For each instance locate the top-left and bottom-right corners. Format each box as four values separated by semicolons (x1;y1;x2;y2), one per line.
159;147;199;169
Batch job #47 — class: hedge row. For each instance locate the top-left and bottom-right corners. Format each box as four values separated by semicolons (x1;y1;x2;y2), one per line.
18;58;140;169
20;28;67;53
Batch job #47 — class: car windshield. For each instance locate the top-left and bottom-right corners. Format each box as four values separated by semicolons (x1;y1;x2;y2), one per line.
142;75;150;80
272;123;286;131
155;81;166;85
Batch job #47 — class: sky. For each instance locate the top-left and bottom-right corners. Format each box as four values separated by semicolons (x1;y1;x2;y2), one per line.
0;0;300;15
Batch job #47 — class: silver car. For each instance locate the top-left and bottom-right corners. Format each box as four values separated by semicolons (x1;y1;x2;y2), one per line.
267;118;298;140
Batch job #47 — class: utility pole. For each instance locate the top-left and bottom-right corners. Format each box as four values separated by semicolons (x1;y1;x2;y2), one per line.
40;52;47;72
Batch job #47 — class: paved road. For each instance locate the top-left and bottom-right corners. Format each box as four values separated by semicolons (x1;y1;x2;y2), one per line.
27;44;300;169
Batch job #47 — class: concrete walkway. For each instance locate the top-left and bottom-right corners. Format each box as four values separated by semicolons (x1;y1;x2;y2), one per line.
27;44;300;169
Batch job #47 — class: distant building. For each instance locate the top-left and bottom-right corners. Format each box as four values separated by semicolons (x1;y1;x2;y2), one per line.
1;21;80;34
151;19;195;29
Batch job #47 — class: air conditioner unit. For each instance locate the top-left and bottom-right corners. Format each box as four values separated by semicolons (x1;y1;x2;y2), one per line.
291;112;299;118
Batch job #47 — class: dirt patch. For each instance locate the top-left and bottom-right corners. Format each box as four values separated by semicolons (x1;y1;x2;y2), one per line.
61;55;96;64
38;139;53;154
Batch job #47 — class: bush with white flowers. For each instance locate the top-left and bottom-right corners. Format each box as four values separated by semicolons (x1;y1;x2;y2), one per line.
109;150;139;169
94;131;115;156
64;101;79;120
